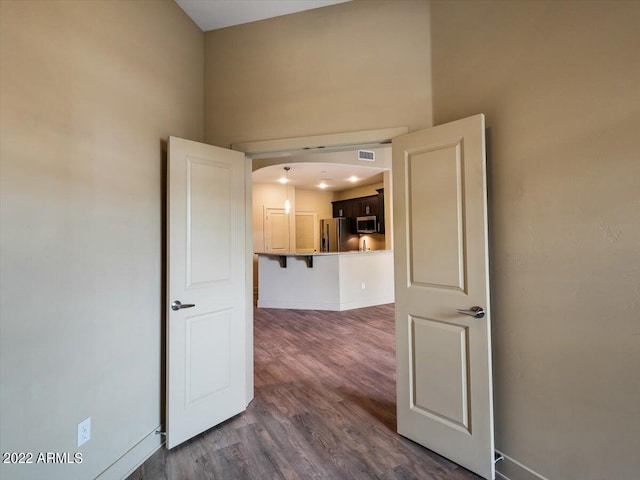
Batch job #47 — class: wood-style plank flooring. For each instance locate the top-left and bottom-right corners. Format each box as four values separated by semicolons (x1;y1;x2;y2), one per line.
127;304;480;480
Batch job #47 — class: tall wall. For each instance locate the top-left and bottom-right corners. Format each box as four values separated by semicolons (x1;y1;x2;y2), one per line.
204;0;432;147
430;1;640;479
5;0;632;479
0;1;203;479
206;0;640;478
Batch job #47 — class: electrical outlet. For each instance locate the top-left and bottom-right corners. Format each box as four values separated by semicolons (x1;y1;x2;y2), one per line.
361;281;366;290
77;417;91;447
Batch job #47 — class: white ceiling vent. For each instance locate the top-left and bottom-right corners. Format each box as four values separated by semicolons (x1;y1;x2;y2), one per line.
358;150;375;162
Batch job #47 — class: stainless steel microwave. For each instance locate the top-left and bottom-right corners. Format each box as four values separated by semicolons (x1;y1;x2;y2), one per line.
356;216;377;233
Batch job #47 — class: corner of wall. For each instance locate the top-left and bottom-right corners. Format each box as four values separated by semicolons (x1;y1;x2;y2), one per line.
495;451;550;480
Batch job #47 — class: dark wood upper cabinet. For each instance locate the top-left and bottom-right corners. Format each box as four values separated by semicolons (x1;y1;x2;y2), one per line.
376;188;385;234
331;188;385;233
332;199;352;219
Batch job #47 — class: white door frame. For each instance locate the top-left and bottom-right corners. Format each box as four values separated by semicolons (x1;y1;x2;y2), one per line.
164;128;400;448
236;127;402;410
232;127;408;162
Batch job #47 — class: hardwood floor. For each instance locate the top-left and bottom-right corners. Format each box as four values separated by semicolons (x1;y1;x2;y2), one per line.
127;304;481;480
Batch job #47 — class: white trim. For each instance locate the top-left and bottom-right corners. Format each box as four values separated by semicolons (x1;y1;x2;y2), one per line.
245;155;255;406
495;450;550;480
338;297;395;311
95;426;163;480
232;126;408;157
257;297;394;312
257;299;342;310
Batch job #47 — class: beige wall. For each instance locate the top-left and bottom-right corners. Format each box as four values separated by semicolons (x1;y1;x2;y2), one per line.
332;182;384;201
204;0;432;147
0;1;203;479
430;1;640;479
295;188;334;221
3;0;636;479
209;0;639;478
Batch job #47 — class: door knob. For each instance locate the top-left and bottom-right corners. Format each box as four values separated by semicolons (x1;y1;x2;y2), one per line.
171;300;195;311
456;306;485;318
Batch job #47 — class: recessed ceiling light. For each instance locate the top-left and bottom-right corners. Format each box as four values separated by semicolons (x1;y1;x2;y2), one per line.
318;182;328;189
348;176;358;183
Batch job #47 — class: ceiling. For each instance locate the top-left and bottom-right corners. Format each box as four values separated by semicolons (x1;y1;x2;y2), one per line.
253;162;385;192
175;0;350;32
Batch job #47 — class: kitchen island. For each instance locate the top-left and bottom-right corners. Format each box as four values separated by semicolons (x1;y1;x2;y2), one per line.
256;250;394;311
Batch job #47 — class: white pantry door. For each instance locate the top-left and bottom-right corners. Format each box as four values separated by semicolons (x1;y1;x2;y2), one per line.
393;114;495;479
264;207;290;253
167;136;249;449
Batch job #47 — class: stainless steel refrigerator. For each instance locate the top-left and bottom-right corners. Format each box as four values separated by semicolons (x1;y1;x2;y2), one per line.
320;218;358;252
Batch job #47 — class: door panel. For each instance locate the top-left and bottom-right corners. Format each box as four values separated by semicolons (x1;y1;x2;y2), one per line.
167;136;249;449
410;315;469;432
393;114;494;479
408;142;466;291
185;309;231;404
264;207;289;253
187;160;231;285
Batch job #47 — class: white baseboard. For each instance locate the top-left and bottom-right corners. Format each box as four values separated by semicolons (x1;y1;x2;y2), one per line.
495;450;550;480
338;296;395;311
94;426;163;480
258;299;341;310
257;296;394;311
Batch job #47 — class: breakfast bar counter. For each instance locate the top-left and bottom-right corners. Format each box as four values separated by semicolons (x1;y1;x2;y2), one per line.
256;250;394;311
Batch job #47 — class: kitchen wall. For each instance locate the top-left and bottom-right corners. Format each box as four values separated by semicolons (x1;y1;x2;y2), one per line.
295;188;334;221
430;1;640;479
0;1;203;479
333;182;384;201
252;183;334;252
356;234;385;252
204;0;432;147
208;0;640;479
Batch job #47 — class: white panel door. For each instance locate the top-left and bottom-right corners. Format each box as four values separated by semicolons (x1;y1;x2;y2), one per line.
167;136;249;449
264;207;290;253
295;211;318;253
393;114;494;479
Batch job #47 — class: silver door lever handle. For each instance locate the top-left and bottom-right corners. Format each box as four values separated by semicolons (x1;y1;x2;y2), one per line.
171;300;195;311
456;306;485;318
